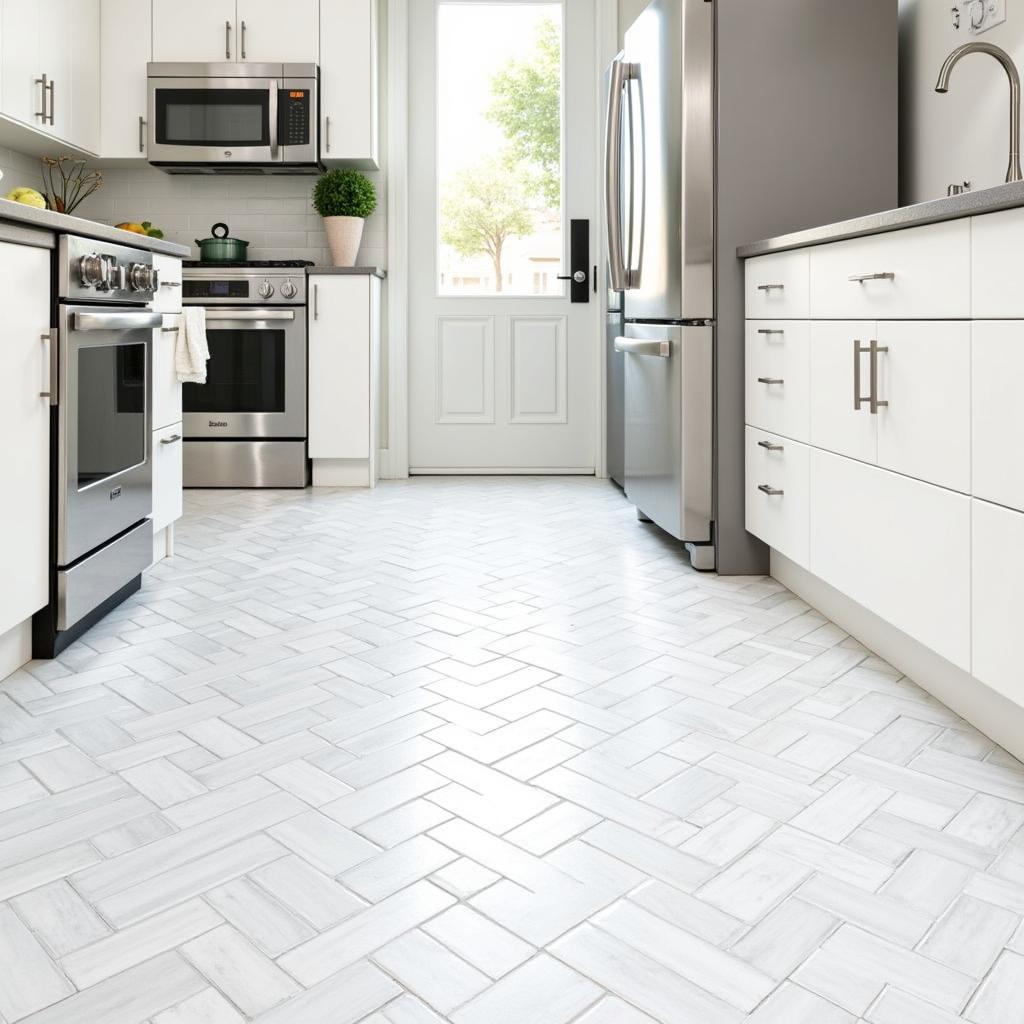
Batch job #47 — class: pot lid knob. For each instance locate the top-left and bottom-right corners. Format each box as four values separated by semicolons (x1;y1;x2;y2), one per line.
211;223;230;239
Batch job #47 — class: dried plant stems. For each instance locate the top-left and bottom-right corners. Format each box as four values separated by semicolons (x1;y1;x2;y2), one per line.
40;156;103;216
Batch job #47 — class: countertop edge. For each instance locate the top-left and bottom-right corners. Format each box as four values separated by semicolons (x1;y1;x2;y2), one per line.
0;198;191;257
736;181;1024;258
306;266;386;278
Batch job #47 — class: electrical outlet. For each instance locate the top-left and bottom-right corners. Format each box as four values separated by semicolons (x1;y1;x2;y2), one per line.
962;0;1008;34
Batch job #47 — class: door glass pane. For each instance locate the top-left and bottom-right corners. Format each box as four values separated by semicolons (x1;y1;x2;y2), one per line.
437;3;563;296
77;344;146;489
182;329;286;413
156;89;269;146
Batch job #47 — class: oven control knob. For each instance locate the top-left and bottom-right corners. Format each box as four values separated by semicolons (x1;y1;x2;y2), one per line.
258;280;275;298
280;280;297;299
79;253;109;289
128;262;158;292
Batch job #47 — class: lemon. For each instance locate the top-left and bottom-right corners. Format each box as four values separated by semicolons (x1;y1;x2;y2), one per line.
5;187;46;209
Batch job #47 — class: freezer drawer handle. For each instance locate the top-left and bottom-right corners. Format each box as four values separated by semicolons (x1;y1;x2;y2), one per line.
756;283;784;292
849;271;895;283
757;440;784;451
756;377;784;385
758;484;784;496
614;337;670;358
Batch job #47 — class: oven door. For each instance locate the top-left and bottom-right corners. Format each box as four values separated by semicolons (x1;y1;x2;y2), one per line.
182;307;306;439
59;306;160;566
148;76;279;164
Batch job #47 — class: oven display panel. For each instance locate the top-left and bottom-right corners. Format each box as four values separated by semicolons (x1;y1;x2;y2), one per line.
183;280;249;299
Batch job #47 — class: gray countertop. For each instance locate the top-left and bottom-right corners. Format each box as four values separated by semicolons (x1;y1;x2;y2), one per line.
0;197;191;257
737;181;1024;258
307;266;386;278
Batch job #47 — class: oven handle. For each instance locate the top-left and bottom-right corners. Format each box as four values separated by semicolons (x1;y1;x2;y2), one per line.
73;311;163;332
203;309;296;321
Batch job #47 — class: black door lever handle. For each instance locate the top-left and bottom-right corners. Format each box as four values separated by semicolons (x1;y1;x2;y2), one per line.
557;271;587;283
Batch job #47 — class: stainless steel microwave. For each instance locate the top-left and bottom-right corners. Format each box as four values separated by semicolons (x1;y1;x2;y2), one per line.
147;63;321;174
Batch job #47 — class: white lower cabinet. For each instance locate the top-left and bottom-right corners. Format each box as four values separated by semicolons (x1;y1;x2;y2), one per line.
152;422;183;533
308;274;381;486
809;449;971;671
745;427;809;568
0;240;51;638
809;320;878;464
972;499;1024;706
972;321;1024;513
744;320;809;441
153;318;183;432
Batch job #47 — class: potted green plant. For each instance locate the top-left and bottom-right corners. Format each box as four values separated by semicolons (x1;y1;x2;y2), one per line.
312;169;377;267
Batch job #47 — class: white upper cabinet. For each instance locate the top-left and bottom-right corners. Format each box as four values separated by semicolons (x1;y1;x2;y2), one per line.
320;0;379;168
153;0;318;63
100;0;152;159
0;0;99;153
152;0;237;62
0;241;51;638
237;0;319;62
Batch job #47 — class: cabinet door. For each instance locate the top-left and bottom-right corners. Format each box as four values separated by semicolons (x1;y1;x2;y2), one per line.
100;0;151;158
0;242;51;636
973;321;1024;513
810;449;971;671
1;0;42;128
972;499;1024;706
237;0;318;62
152;255;183;314
308;276;370;459
153;0;237;61
809;320;877;464
152;423;183;533
67;0;100;152
320;0;379;168
875;321;971;493
36;0;71;141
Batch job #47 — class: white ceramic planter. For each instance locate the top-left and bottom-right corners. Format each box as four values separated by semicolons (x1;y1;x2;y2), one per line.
324;216;365;267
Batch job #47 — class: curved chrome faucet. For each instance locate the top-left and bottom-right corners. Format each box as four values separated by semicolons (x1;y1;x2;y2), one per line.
935;42;1023;184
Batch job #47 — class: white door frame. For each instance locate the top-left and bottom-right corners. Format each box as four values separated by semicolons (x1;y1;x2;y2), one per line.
381;0;617;479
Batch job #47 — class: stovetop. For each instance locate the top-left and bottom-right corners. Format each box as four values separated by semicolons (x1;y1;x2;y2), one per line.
183;260;315;269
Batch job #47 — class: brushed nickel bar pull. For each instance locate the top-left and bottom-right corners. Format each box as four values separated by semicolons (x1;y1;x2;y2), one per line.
757;440;784;451
758;484;784;496
241;20;247;59
756;283;784;292
225;20;231;59
35;74;48;122
849;271;895;282
870;339;889;414
854;339;870;410
313;283;319;320
47;78;54;125
325;115;331;153
139;115;146;153
757;328;784;336
756;376;784;385
160;434;182;445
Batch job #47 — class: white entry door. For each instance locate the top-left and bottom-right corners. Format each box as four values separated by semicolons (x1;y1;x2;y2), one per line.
408;0;599;473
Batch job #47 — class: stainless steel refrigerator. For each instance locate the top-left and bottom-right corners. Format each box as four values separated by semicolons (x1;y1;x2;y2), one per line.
606;0;897;573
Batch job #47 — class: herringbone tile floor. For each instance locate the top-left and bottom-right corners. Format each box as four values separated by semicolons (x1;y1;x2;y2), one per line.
1;477;1023;1023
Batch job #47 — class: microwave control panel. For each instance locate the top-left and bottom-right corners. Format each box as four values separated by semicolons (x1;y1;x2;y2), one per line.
280;89;311;146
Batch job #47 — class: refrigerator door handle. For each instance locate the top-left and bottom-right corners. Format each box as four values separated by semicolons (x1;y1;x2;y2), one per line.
614;336;670;358
630;72;646;289
605;60;639;292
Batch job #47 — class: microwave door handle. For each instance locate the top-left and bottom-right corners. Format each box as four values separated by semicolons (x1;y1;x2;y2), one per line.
73;311;163;331
269;80;279;160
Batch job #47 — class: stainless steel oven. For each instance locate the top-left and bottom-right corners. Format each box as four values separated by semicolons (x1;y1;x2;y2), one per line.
34;237;162;658
147;63;320;173
182;262;309;487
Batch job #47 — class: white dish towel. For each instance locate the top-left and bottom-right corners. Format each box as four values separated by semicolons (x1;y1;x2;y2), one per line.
174;307;210;384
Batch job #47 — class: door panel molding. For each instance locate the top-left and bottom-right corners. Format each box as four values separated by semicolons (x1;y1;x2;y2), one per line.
509;315;567;424
435;315;495;424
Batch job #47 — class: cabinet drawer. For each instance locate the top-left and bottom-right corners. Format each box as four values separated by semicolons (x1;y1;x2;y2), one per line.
972;499;1024;705
809;220;971;319
972;207;1024;317
745;250;810;319
152;255;182;314
810;449;970;670
745;321;809;442
745;427;809;568
973;321;1024;512
152;422;183;533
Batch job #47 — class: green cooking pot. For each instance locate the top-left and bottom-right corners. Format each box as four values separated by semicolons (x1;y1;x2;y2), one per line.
194;222;249;262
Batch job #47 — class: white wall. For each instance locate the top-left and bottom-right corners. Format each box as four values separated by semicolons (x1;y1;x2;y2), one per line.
0;145;44;197
900;0;1024;203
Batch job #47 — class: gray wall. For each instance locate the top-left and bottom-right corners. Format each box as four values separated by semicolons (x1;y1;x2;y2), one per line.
900;0;1024;203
